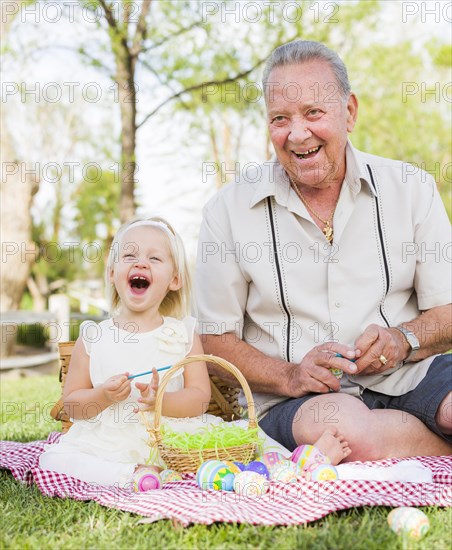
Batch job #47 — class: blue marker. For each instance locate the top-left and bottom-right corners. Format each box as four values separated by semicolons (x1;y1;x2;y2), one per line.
128;364;172;379
335;353;356;362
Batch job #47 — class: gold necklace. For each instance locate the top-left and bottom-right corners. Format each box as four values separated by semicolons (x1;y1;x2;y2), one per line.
290;180;337;243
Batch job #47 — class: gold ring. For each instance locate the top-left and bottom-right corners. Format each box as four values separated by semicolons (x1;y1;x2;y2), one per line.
379;354;388;365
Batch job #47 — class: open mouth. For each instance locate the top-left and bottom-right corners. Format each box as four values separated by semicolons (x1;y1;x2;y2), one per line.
293;145;321;159
128;275;150;295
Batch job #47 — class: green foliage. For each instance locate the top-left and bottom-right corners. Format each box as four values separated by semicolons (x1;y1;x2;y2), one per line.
17;323;48;347
73;167;120;244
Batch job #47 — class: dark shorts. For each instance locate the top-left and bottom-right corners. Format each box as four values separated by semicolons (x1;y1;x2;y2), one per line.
259;354;452;451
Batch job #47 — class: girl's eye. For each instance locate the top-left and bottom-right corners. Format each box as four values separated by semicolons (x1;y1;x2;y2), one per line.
150;256;161;262
123;254;135;261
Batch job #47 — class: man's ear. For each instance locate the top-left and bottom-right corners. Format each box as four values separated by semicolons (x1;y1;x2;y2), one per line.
346;93;358;133
169;274;182;291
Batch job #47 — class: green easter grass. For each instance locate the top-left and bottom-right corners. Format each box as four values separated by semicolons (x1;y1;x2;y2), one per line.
2;374;451;550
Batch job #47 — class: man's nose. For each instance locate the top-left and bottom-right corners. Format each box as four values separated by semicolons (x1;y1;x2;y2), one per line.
289;122;312;143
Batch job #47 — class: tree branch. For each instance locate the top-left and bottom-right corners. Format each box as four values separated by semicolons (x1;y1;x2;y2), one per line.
136;58;266;130
98;0;118;30
141;18;204;54
131;0;152;57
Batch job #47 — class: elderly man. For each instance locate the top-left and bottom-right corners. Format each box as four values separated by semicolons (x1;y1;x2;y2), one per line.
195;40;451;460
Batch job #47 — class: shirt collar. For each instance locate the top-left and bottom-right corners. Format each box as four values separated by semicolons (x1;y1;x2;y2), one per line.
249;140;376;209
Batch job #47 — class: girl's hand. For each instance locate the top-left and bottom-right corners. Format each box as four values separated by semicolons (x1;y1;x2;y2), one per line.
134;368;159;412
102;373;131;403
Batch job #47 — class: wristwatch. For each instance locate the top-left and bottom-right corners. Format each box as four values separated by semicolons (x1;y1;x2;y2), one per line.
393;326;420;362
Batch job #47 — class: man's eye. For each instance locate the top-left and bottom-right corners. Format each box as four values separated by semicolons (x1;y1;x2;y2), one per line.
308;109;321;117
271;116;286;124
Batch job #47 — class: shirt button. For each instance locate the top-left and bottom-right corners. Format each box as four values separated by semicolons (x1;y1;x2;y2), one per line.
334;301;341;308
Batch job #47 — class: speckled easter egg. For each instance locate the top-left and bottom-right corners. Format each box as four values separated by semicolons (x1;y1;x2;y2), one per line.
160;469;183;484
387;507;430;539
305;463;338;481
196;460;234;491
256;452;287;469
233;471;269;497
245;460;270;479
233;461;246;471
132;471;162;492
291;444;330;469
269;460;301;483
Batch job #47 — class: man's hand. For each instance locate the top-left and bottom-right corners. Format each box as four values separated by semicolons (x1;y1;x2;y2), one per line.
134;368;159;412
102;373;131;403
354;324;410;374
286;342;358;396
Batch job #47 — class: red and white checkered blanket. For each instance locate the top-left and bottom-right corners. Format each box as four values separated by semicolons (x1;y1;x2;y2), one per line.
1;434;451;526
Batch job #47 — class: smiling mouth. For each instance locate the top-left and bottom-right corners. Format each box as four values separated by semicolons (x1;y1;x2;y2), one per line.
293;146;321;159
128;275;150;294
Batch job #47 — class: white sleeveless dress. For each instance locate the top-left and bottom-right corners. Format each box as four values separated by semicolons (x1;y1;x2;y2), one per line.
39;316;221;487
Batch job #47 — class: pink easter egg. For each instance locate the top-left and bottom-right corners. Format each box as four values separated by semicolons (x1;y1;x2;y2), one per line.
256;452;287;468
291;444;330;469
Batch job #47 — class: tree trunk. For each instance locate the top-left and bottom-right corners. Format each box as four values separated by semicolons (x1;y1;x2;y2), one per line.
0;106;39;313
116;53;137;223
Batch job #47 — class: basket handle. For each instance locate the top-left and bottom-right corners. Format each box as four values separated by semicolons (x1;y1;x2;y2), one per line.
151;354;257;445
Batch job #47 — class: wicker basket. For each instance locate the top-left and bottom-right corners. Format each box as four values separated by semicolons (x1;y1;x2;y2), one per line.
149;354;258;473
51;343;246;433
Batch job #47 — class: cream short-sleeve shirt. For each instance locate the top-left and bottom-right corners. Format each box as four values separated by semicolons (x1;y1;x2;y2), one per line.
195;142;451;417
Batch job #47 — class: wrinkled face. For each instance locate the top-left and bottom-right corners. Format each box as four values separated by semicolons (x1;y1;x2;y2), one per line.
110;225;180;314
266;60;358;189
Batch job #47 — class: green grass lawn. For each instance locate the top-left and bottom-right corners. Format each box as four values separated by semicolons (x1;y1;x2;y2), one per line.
1;375;450;550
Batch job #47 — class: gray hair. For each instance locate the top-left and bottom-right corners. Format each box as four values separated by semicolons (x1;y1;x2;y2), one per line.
262;40;351;99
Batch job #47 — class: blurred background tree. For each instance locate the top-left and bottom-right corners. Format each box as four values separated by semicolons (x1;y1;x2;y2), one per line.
2;0;450;321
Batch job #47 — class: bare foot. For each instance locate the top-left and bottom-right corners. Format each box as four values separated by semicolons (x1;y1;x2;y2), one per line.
313;427;352;465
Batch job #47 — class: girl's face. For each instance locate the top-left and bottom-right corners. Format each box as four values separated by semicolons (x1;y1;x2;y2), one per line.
110;225;181;316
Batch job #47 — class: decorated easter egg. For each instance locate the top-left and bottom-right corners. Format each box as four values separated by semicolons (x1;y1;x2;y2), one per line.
305;463;338;481
245;460;270;479
160;469;183;484
221;472;236;492
196;460;234;491
256;452;287;469
387;507;430;539
291;444;330;469
223;460;243;475
269;460;301;483
133;471;162;492
233;471;269;497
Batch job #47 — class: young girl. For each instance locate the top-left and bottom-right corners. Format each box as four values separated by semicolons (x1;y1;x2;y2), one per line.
40;216;351;487
39;216;212;487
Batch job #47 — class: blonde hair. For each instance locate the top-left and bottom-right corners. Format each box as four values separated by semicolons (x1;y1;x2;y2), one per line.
106;216;191;319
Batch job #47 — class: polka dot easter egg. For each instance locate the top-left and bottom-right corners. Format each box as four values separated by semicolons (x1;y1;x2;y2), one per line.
387;507;430;539
132;470;162;492
305;463;338;481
